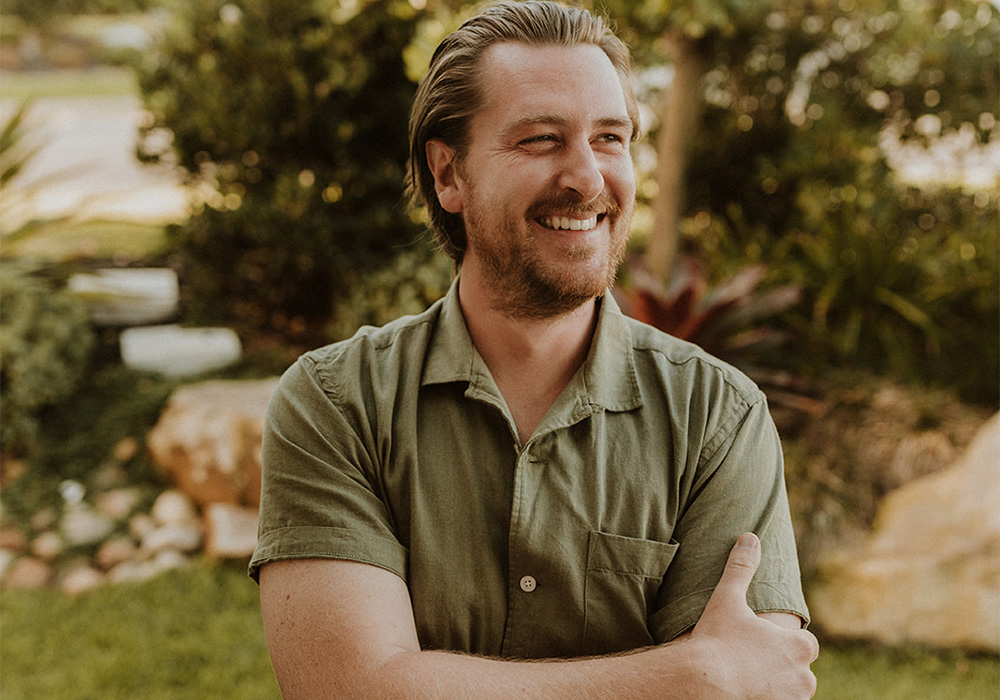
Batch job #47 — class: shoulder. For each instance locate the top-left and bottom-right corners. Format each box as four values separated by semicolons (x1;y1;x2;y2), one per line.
284;300;445;401
619;313;764;409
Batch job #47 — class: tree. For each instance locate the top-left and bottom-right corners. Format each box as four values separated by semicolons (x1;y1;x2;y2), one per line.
597;0;998;403
136;0;426;339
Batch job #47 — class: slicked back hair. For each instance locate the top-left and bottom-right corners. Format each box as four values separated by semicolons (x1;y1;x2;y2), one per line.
406;0;639;263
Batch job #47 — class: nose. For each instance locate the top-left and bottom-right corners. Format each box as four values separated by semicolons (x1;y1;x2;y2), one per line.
557;139;605;202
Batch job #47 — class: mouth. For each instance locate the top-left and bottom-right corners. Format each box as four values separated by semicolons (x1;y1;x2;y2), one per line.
536;214;602;232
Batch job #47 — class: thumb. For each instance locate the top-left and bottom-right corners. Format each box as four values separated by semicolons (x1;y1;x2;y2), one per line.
713;532;761;604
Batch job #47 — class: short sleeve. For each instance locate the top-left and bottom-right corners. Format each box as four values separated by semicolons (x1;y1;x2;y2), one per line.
649;398;808;641
248;356;407;582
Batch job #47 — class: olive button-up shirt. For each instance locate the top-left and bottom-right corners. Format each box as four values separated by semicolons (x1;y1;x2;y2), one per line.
250;280;808;659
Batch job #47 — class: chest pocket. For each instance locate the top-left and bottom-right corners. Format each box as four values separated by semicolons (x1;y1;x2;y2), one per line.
582;530;679;655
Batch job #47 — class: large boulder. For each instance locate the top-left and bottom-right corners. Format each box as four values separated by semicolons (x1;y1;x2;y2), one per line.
808;412;1000;653
147;378;279;508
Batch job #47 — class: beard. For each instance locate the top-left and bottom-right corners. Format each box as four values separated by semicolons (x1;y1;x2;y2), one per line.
463;190;632;320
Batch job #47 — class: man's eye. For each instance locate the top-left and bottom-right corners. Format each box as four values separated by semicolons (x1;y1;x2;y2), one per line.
523;134;557;145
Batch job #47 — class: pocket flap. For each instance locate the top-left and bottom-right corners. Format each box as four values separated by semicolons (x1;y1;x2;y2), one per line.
587;531;678;579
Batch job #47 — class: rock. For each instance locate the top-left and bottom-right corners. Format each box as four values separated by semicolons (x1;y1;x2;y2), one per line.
91;464;128;491
67;268;179;326
30;508;58;532
0;549;17;579
96;536;138;571
884;430;957;491
31;531;65;561
112;437;140;463
147;378;279;507
809;412;1000;653
60;563;105;595
0;527;27;553
60;506;115;547
150;489;198;526
4;556;52;589
129;513;156;542
120;325;241;377
96;487;144;520
151;548;190;573
108;559;159;584
141;523;202;555
204;503;259;558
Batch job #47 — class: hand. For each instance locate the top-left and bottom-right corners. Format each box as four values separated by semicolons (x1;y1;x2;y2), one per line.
689;533;819;699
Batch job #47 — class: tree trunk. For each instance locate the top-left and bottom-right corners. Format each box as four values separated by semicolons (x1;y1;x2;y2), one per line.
646;33;707;283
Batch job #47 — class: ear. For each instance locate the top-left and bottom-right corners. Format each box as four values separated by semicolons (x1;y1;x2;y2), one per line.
425;139;464;214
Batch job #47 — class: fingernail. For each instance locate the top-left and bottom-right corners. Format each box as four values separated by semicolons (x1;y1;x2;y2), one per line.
737;533;758;550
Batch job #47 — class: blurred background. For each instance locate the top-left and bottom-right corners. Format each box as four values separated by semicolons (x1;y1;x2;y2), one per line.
0;1;997;698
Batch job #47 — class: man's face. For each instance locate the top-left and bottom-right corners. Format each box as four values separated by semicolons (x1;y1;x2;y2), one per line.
441;42;636;318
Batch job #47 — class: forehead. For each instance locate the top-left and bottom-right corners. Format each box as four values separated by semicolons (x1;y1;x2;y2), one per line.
472;42;630;136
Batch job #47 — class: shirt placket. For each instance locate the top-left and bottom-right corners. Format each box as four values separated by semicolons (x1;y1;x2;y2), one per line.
500;438;546;657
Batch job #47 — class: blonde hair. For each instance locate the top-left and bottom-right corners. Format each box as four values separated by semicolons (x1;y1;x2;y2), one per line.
406;0;639;262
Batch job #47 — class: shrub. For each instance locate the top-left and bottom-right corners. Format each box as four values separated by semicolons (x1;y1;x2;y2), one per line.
0;262;95;456
327;241;454;341
136;0;425;339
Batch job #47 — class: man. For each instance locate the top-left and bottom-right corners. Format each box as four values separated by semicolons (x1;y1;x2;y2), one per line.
251;1;819;697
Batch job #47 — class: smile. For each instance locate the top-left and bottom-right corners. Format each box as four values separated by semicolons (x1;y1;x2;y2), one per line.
537;215;600;232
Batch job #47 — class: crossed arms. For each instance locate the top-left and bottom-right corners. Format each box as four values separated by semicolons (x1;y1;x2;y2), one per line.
259;532;818;700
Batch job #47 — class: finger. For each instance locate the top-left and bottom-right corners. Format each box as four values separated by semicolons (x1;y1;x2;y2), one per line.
714;532;761;602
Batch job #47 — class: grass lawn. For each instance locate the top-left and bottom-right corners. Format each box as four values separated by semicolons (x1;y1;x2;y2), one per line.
3;219;170;261
1;561;996;699
0;66;138;101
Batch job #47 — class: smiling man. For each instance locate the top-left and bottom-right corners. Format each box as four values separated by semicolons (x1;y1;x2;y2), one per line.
251;2;818;698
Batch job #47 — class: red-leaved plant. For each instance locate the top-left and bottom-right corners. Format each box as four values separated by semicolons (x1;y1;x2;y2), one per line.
613;256;819;427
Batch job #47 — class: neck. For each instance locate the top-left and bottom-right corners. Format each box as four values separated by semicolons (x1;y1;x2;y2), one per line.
458;270;600;445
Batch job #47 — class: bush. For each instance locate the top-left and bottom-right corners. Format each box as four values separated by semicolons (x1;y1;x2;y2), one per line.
0;262;95;455
667;1;1000;405
136;0;425;339
327;241;454;341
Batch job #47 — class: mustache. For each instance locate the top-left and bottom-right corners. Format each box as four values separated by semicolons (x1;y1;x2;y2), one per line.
525;192;623;220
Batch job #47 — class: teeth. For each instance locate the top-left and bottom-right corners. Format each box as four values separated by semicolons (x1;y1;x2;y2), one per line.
540;215;599;231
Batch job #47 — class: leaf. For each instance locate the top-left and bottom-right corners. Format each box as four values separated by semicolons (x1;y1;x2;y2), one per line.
874;287;937;333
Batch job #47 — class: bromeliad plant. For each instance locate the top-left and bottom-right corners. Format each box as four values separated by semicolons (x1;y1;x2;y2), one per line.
614;256;818;424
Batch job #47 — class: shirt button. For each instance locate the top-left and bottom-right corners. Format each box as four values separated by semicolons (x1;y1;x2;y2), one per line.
519;575;537;593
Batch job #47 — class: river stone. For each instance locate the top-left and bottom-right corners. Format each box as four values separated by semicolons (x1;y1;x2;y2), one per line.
3;556;52;589
60;506;115;547
204;503;259;558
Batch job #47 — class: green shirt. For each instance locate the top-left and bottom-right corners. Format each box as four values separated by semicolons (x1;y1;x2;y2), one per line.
250;279;808;658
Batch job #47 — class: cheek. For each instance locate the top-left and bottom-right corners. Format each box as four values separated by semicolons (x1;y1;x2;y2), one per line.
612;162;637;198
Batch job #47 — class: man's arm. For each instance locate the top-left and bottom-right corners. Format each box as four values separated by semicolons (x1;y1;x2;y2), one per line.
260;533;818;700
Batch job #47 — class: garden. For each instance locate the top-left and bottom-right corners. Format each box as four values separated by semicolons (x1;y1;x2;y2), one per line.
1;0;998;698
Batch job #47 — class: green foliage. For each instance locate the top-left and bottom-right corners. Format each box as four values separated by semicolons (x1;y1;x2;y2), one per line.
327;240;454;340
136;0;425;337
0;262;95;456
2;0;158;25
612;0;999;404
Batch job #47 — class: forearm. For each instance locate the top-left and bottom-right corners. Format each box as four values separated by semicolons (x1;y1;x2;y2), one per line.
366;615;798;700
262;547;816;700
343;640;710;700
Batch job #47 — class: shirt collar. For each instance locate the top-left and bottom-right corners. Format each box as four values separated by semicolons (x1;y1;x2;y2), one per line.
422;276;480;386
422;277;642;414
